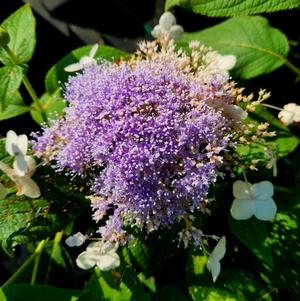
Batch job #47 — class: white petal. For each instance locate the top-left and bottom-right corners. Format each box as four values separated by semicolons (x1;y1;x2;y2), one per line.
89;44;99;58
293;105;300;122
230;198;253;220
13;155;28;176
65;232;88;247
96;253;120;271
223;104;248;121
151;25;163;38
233;180;252;199
169;25;184;40
216;54;237;71
252;181;274;200
79;56;96;68
159;12;176;30
210;236;226;261
6;130;18;156
253;197;277;221
76;250;97;270
206;259;220;282
278;103;297;125
13;155;37;177
17;134;28;155
64;62;83;72
0;183;7;199
15;176;41;198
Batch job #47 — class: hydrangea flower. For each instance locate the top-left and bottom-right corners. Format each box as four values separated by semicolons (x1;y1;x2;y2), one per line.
33;35;252;243
206;236;226;282
151;12;184;40
278;103;300;125
6;130;30;176
0;158;40;198
76;241;120;271
65;232;88;247
64;44;98;72
230;180;277;221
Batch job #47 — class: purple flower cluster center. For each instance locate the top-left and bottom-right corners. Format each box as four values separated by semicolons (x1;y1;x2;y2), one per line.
34;59;232;240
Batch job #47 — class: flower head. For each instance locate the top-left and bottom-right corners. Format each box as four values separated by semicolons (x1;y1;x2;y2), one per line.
152;12;184;40
76;241;120;271
34;39;244;242
278;103;300;126
206;236;226;282
64;44;98;72
230;180;277;221
65;232;88;247
0;159;40;198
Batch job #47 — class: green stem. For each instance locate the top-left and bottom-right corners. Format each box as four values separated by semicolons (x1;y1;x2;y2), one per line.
283;57;300;77
45;230;64;282
1;239;47;289
30;239;48;285
3;45;48;123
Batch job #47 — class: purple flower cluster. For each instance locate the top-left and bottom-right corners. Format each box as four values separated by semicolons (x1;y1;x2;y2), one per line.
33;57;233;241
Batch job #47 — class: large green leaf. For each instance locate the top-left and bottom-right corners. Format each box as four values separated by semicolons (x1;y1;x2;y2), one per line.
0;195;48;255
45;45;126;95
228;216;273;266
0;4;36;65
80;266;151;301
2;284;84;301
183;16;289;79
166;0;300;17
0;91;29;121
0;65;23;108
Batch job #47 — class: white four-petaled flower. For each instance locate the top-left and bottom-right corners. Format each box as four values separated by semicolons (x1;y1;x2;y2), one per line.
278;103;300;126
151;12;184;40
64;44;98;72
6;130;31;176
0;130;40;198
231;180;277;221
206;236;226;282
65;232;88;247
76;241;120;271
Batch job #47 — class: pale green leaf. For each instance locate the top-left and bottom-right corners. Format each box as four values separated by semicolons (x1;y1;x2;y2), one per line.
165;0;300;17
0;91;29;121
0;4;36;65
183;16;289;78
0;65;23;109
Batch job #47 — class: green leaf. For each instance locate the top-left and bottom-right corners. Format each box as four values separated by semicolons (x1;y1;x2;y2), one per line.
0;288;7;301
166;0;300;17
228;216;273;266
275;135;300;157
45;45;125;95
30;90;66;124
0;91;29;121
189;286;238;301
0;65;23;109
183;16;289;79
157;283;192;301
80;267;151;301
0;195;48;255
0;4;36;65
2;284;84;301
